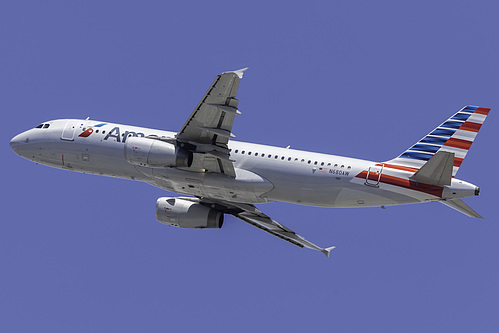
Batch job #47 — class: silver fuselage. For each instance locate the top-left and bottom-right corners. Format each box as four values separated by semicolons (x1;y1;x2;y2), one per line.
10;119;478;208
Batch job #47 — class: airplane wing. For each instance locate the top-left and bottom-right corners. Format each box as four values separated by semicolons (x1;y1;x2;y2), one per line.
176;68;248;178
200;198;336;257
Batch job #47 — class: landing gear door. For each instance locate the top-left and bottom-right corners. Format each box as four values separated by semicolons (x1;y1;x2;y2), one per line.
365;164;383;187
61;120;79;141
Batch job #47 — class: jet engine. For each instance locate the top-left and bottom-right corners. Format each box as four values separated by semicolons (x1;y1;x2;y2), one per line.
125;137;192;168
156;197;224;229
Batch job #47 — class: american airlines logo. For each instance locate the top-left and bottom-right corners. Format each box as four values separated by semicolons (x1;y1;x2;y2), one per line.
103;127;148;143
78;125;154;143
78;123;107;138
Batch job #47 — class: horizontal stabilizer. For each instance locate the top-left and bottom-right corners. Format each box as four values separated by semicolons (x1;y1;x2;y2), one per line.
440;199;483;219
410;151;454;185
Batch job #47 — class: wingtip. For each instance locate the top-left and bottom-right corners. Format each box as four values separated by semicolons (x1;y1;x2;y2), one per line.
224;67;249;79
322;246;336;258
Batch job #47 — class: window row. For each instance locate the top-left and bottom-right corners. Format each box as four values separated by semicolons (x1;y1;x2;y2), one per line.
230;149;352;169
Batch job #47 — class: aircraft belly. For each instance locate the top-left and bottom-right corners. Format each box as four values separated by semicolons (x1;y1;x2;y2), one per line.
333;178;436;207
146;167;274;203
261;174;432;207
265;186;342;206
245;164;354;207
30;141;147;180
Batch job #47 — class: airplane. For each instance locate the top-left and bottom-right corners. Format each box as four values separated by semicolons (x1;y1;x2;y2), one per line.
10;68;490;257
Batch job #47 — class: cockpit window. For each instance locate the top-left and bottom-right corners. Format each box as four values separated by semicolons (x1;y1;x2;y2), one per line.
43;124;50;129
35;124;43;129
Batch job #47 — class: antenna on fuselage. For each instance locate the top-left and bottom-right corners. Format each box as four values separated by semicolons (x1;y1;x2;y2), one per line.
85;117;90;120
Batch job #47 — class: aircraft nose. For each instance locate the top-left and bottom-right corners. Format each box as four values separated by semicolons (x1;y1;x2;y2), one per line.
10;133;26;154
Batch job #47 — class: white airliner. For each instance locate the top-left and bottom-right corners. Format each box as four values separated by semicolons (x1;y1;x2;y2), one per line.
10;68;490;257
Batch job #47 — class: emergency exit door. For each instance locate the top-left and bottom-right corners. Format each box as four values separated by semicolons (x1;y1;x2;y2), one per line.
365;164;384;187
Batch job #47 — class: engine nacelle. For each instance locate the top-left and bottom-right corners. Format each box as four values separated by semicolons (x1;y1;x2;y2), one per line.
156;197;224;229
125;136;192;168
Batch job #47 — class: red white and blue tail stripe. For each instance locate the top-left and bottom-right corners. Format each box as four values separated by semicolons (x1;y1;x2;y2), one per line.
387;105;490;176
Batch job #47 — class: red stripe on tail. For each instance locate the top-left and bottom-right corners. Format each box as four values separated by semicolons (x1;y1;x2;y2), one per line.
475;107;490;115
444;138;473;150
459;121;482;133
454;157;463;167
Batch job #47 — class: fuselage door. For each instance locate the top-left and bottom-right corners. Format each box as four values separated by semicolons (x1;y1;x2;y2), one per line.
365;164;384;187
61;120;79;141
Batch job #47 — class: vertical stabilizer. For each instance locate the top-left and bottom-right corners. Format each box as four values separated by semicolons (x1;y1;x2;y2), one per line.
387;105;490;176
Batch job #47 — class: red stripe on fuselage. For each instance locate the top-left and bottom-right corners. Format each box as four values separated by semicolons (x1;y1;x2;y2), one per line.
377;163;419;173
454;157;463;167
356;170;444;198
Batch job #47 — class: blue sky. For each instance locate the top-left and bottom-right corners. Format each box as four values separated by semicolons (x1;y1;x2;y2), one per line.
2;1;498;332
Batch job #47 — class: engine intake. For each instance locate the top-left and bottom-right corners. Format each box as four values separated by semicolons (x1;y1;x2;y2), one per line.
156;197;224;229
125;137;192;168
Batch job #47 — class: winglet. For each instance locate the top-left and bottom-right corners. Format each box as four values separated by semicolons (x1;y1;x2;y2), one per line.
225;67;249;79
322;246;336;258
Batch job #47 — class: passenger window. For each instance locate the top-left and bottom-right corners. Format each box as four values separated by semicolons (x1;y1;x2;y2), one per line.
235;150;239;153
321;162;324;166
268;154;271;158
43;124;50;129
255;153;258;156
347;166;351;169
314;161;318;165
327;163;331;166
248;152;251;155
96;130;99;133
308;160;311;164
275;155;278;159
288;157;292;161
341;165;344;168
301;159;305;162
242;151;245;154
281;156;285;160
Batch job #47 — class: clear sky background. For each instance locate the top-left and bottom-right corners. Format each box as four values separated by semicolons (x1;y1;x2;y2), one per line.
2;1;498;332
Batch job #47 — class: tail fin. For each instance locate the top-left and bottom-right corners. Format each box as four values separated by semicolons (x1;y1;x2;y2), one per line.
386;105;490;176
